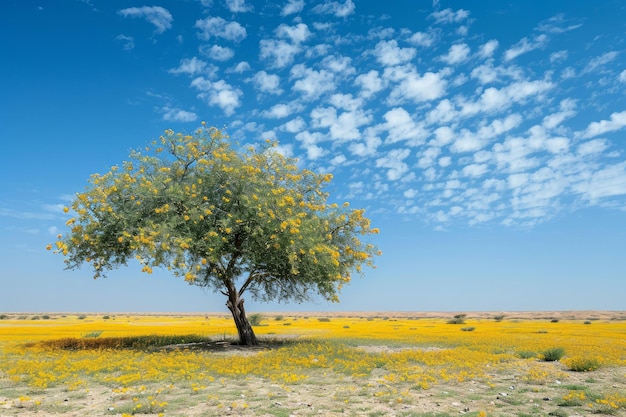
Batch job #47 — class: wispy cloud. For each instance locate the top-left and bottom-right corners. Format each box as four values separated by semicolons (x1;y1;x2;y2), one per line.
118;6;173;34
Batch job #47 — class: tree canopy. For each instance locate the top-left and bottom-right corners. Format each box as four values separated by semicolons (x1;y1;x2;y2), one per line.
51;126;380;344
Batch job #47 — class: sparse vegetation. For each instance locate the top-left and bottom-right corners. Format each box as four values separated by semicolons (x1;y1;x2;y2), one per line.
249;313;263;326
447;314;466;324
541;347;565;361
563;356;601;372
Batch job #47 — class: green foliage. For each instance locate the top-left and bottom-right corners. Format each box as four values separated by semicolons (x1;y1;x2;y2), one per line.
517;350;537;359
447;314;466;325
50;125;380;344
493;314;505;322
249;313;263;326
52;126;379;305
542;347;565;361
82;331;103;338
460;326;475;332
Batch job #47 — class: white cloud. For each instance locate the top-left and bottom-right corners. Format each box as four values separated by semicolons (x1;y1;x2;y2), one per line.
382;107;428;146
429;8;470;24
312;0;355;18
542;99;576;129
581;110;626;138
225;0;253;12
162;107;198;122
118;6;173;34
200;44;235;61
537;14;583;34
191;77;242;116
259;39;302;68
330;154;347;165
348;131;382;157
250;71;282;95
230;61;251;73
426;99;458;125
583;51;619;73
574;162;626;201
280;117;306;133
376;148;411;180
459;79;554;116
291;66;335;99
373;40;416;66
407;31;434;48
462;163;488;178
195;16;247;42
169;57;208;75
577;139;609;156
478;40;498;58
295;131;327;160
355;70;385;98
620;70;626;83
504;34;548;61
441;43;470;65
281;0;305;16
549;50;568;63
404;188;418;198
263;103;292;119
384;66;447;104
276;23;311;43
115;34;134;51
322;55;355;75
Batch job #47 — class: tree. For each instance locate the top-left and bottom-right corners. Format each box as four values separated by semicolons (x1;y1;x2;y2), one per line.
50;125;380;345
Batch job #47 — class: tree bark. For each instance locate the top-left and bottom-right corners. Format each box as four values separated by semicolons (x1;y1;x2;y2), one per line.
226;289;258;346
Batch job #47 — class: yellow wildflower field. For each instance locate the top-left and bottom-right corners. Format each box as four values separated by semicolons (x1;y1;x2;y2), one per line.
0;312;624;416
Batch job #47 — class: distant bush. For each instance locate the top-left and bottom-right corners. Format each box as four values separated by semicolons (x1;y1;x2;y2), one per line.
249;314;263;326
493;314;505;322
542;347;565;361
517;350;537;359
274;315;284;321
448;314;466;325
583;321;591;325
550;319;559;323
0;314;8;320
82;331;103;338
461;327;475;332
77;315;87;320
42;315;50;320
317;317;331;322
103;315;110;320
31;316;40;320
343;325;350;329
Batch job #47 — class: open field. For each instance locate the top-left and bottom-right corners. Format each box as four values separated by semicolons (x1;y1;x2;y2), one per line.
1;311;625;416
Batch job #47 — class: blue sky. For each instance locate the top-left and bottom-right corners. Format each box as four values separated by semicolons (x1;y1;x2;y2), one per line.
1;0;625;313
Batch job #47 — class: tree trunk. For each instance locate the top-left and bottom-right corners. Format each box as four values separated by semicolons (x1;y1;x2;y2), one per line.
226;290;258;346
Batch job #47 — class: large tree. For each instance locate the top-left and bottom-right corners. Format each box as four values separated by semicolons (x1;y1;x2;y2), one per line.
51;126;380;345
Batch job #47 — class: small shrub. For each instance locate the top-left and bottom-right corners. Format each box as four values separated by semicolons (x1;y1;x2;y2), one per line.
0;314;8;320
517;350;537;359
317;317;331;322
461;327;475;332
103;315;110;319
542;347;565;361
493;314;505;322
82;331;103;338
42;315;50;320
31;316;40;320
447;316;465;324
283;322;292;326
77;315;87;320
550;319;559;323
343;325;350;329
583;321;591;325
274;315;284;321
563;356;601;372
248;314;263;326
18;315;27;320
